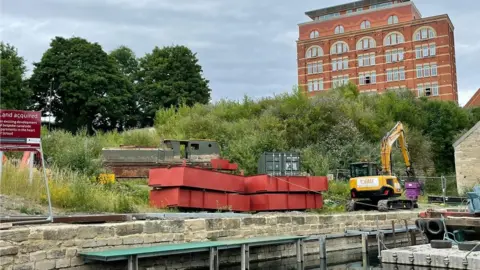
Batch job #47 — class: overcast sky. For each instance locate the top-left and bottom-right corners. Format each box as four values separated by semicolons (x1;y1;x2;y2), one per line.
1;0;479;105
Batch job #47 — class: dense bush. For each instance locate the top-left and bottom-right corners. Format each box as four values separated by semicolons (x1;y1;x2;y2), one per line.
154;84;476;177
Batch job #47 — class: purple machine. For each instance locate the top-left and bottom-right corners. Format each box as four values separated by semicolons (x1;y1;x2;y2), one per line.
405;181;422;201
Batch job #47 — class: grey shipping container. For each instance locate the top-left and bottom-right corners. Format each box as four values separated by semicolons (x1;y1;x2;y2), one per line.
257;152;301;176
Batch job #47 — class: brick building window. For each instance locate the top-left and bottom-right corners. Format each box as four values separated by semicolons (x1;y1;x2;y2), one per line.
308;79;324;91
415;43;436;59
358;53;375;67
334;25;345;34
384;32;404;46
385;48;404;63
416;63;438;78
388;15;399;25
332;57;349;71
386;67;405;82
310;31;320;39
359;71;377;85
306;46;323;58
414;27;436;41
307;61;323;74
332;75;349;87
418;82;439;97
330;41;349;54
360;20;371;29
356;37;376;50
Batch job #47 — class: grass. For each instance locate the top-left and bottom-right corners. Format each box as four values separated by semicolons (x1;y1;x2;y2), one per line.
0;162;149;213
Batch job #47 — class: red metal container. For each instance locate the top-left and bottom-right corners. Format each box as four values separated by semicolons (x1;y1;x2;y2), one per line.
250;193;323;211
150;188;250;212
149;167;245;192
245;175;328;193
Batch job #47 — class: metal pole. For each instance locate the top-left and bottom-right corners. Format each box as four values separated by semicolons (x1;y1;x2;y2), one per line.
209;247;219;270
442;175;446;204
39;142;53;222
241;244;249;270
296;239;304;263
392;220;396;248
362;233;369;267
376;217;382;259
28;152;34;185
319;236;327;259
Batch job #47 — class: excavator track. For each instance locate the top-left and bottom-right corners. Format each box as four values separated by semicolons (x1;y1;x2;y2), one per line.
377;199;416;212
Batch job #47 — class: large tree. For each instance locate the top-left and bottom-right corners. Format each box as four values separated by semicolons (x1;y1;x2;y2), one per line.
0;42;32;109
29;36;133;134
109;45;141;128
109;45;139;82
136;45;211;126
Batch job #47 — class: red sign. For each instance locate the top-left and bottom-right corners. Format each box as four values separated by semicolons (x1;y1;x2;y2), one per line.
0;110;42;147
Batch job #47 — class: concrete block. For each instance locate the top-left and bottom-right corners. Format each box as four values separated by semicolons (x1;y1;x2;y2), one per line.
70;257;84;267
12;263;33;270
276;216;292;224
222;218;241;230
0;256;14;266
46;249;66;259
28;231;43;241
242;217;266;226
305;215;319;224
115;223;144;236
205;218;223;231
122;235;144;245
57;227;78;240
0;246;18;256
0;229;29;242
107;238;123;246
65;248;78;258
14;254;30;264
34;260;56;270
55;258;71;268
292;216;305;225
29;251;46;261
166;220;185;233
184;219;206;232
62;240;75;247
81;239;107;248
76;226;97;239
265;216;277;225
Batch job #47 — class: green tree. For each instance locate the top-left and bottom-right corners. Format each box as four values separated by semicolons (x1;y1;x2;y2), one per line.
420;100;471;173
109;45;141;128
29;36;132;134
136;45;211;126
109;45;138;81
0;42;32;109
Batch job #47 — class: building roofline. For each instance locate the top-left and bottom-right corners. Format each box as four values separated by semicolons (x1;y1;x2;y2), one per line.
453;121;480;148
464;88;480;108
297;14;453;44
300;1;411;25
304;0;410;20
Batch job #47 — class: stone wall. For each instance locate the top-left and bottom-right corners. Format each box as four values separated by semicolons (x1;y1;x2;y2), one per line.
0;211;420;270
454;122;480;195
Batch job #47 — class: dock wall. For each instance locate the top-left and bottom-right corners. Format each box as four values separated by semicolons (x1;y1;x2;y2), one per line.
0;211;420;270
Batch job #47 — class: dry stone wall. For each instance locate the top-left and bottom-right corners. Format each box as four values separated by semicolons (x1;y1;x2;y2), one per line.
0;211;420;270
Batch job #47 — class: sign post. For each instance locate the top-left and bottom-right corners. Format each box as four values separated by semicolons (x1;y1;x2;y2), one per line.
0;109;53;221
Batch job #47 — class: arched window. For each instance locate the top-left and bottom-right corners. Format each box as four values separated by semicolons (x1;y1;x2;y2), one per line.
360;20;371;29
413;27;436;41
388;15;399;24
384;32;404;46
309;30;320;39
356;37;376;50
330;41;349;54
306;46;323;58
334;25;345;34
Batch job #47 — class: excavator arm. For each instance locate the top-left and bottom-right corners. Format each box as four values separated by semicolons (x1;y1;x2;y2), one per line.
380;121;414;177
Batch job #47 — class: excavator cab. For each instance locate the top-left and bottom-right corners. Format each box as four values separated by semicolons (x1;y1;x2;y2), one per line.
350;162;379;178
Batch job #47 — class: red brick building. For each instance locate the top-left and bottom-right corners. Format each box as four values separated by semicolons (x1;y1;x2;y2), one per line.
297;0;458;103
464;89;480;108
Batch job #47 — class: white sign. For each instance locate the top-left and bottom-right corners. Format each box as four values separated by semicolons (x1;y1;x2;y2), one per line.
357;178;379;188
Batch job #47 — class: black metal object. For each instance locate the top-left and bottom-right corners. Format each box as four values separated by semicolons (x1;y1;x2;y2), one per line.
427;195;468;204
257;152;301;176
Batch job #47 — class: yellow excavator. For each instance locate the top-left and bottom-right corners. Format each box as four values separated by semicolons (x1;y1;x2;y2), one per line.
346;121;420;212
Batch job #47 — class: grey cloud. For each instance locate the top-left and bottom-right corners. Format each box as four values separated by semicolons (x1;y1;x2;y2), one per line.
1;0;479;104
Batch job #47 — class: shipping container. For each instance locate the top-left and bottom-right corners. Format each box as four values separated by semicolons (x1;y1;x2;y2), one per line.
257;152;301;176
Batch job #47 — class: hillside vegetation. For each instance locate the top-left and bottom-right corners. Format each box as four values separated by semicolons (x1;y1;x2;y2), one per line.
1;84;478;213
